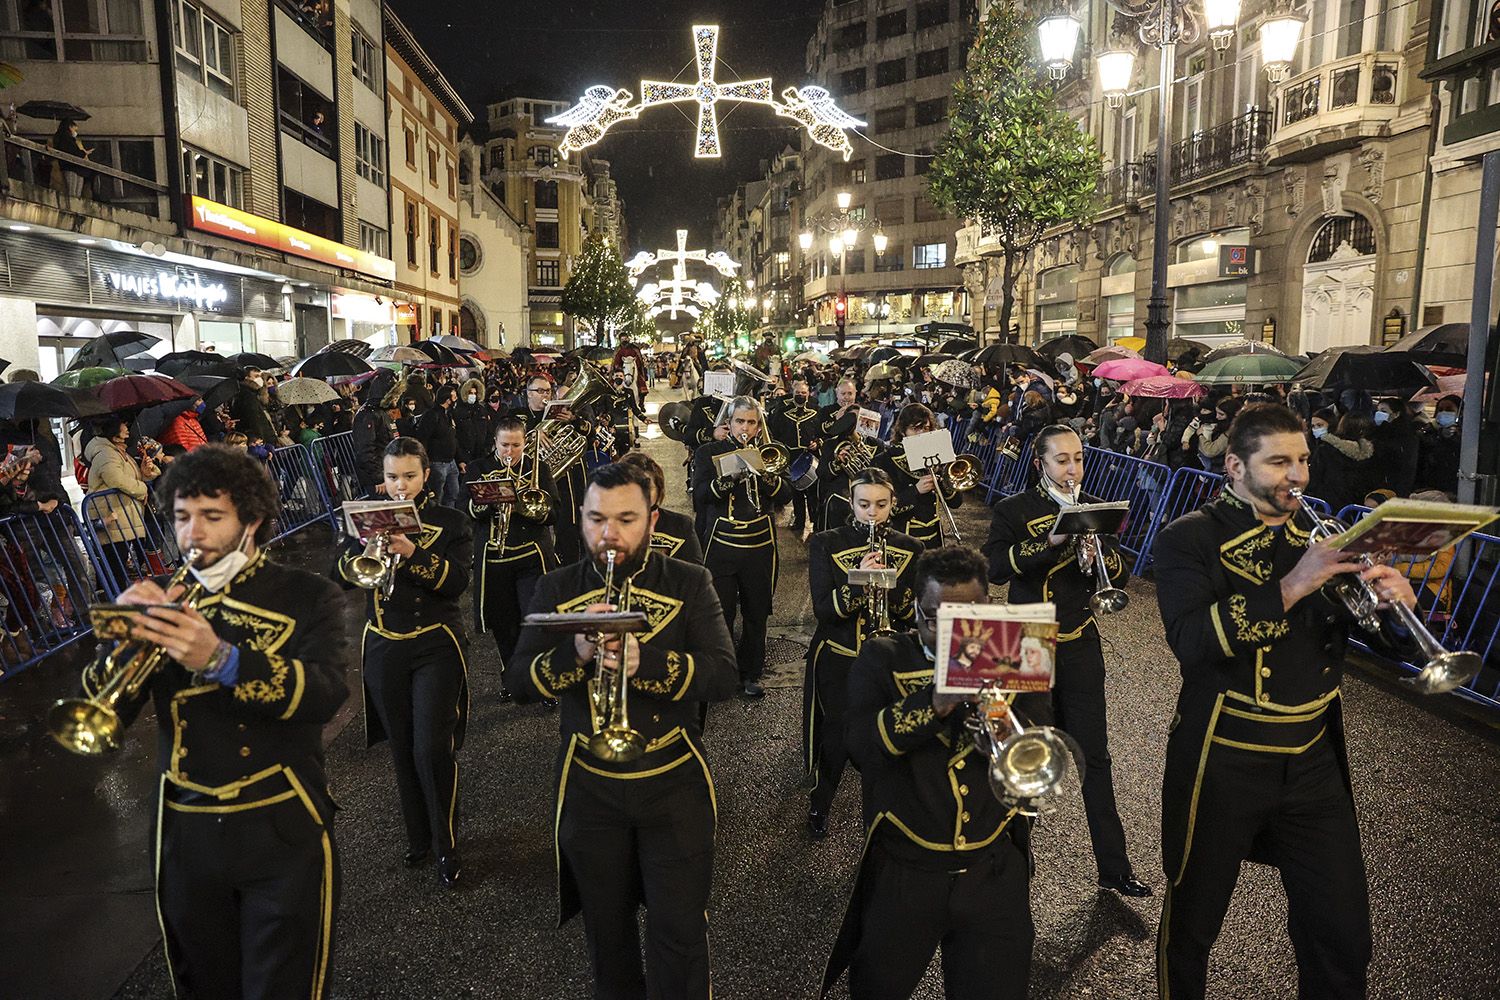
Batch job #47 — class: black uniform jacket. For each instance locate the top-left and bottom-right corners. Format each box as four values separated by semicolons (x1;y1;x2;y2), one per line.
870;445;965;546
691;438;790;541
808;522;920;657
1151;490;1402;877
507;552;738;922
983;481;1129;642
684;395;722;450
334;490;472;748
651;506;704;563
770;400;822;452
146;552;351;816
826;631;1030;992
467;452;557;629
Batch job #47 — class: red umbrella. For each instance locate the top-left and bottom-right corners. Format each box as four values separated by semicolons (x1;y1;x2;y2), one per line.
1120;375;1207;399
1093;358;1170;382
92;373;196;412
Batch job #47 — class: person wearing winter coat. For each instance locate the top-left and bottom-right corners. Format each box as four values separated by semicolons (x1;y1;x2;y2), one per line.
1371;397;1420;496
1308;411;1378;513
83;417;161;589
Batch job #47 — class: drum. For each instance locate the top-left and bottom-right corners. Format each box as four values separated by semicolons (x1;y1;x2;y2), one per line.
789;451;819;492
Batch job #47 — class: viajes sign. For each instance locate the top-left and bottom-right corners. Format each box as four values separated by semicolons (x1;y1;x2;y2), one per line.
98;267;231;311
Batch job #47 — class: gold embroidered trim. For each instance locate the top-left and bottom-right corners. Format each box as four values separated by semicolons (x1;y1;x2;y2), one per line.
1226;593;1288;643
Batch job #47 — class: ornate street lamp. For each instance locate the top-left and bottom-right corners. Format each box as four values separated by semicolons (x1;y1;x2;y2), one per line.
1202;0;1242;51
1259;8;1307;83
1038;9;1083;81
1096;48;1136;109
801;188;887;346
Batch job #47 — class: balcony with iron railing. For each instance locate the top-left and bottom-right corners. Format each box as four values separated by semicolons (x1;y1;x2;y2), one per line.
1265;51;1404;162
1099;161;1145;207
1142;108;1271;188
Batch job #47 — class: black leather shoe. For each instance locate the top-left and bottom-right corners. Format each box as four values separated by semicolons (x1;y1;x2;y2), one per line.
403;847;430;869
437;851;463;888
740;681;765;699
807;809;829;840
1099;873;1153;897
497;686;514;704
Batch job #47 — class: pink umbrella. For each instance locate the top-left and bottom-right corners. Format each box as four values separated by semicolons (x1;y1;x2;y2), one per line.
1121;375;1207;399
1093;358;1170;382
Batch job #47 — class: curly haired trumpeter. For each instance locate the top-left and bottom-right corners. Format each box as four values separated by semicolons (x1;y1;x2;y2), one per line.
156;444;281;545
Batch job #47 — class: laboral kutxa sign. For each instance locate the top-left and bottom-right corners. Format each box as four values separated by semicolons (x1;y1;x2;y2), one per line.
186;196;396;282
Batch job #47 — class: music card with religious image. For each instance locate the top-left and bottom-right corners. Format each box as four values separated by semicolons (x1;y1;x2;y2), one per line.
934;602;1059;694
854;407;883;440
901;428;956;470
341;499;422;543
465;479;517;507
1327;498;1499;557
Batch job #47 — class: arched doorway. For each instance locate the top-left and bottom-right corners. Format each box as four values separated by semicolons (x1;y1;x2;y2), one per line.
1300;215;1377;353
458;302;484;346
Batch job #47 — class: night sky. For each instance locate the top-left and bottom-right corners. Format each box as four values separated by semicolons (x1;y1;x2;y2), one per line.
391;0;824;253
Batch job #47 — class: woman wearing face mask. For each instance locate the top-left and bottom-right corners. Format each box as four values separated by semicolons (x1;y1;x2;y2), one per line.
1307;410;1377;513
1370;396;1420;496
83;416;162;590
1417;395;1462;495
452;377;492;480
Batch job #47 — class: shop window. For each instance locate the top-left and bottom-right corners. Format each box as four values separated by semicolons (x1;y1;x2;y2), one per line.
536;258;560;286
875;154;905;180
1176;228;1249;264
171;0;234;98
1106;293;1135;341
916;47;949;78
354;123;385;186
1175;282;1247;309
182;144;244;207
914;242;947;269
876;58;906;87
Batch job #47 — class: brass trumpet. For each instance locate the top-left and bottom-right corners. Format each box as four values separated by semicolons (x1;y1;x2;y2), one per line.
967;682;1082;809
1289;488;1480;695
48;549;206;755
587;550;647;762
349;531;398;599
864;518;897;638
1064;479;1129;615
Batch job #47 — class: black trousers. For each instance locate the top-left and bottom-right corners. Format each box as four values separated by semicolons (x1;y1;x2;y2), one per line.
806;641;855;815
157;792;338;1000
479;550;546;669
704;532;777;684
1158;735;1369;1000
364;628;465;856
1028;631;1132;881
847;840;1033;1000
789;485;810;527
559;759;717;1000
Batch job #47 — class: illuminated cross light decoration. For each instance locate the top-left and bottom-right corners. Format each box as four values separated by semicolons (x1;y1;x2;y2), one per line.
626;229;741;280
547;25;865;161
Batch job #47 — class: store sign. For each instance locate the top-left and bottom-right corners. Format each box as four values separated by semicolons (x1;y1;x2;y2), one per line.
186;196;397;281
1218;245;1254;277
98;266;230;311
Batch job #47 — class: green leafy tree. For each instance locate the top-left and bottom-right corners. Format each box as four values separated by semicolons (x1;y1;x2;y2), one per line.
927;0;1101;344
705;277;755;354
618;297;659;345
561;231;637;345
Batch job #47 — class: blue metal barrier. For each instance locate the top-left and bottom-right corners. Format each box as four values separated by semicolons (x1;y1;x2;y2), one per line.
1134;465;1222;576
78;488;184;597
308;430;368;510
267;444;336;542
0;508;98;678
1079;447;1175;572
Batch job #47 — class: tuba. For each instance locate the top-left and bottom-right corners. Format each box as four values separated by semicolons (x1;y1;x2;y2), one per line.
534;362;611;477
587;550;647;762
48;550;207;755
1289;488;1480;695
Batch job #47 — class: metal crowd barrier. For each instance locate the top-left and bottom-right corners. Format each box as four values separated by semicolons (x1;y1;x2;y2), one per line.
0;508;98;678
307;431;369;511
267;444;338;542
78;488;184;597
1079;448;1176;573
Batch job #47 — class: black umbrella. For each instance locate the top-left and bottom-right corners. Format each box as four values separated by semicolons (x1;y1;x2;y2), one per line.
973;343;1057;376
135;398;198;440
912;352;956;369
180;374;238;411
321;340;374;358
938;337;978;354
290;352;373;379
868;346;903;364
412;340;466;367
67;330;161;371
1384;324;1472;368
0;358;8;376
1036;334;1098;360
228;351;281;371
17;99;89;121
0;381;84;419
1292;347;1437;397
155;350;239;378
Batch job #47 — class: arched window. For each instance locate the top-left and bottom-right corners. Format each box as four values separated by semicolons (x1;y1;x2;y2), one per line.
1103;255;1137;342
1035;264;1080;340
1307;215;1376;263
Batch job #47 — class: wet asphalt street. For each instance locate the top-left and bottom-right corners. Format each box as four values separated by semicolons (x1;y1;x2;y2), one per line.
4;387;1499;1000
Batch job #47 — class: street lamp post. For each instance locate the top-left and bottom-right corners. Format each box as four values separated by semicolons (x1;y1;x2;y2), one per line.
1041;1;1304;365
800;189;887;348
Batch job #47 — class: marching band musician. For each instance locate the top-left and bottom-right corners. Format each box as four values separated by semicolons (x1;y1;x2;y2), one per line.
980;424;1149;898
684;391;729;542
769;379;821;534
815;378;862;531
804;467;920;839
335;438;471;887
467;416;557;701
692;396;789;699
1151;403;1416;1000
871;403;964;549
607;367;647;455
116;445;350;998
508;462;737;1000
825;546;1037;1000
617;451;704;563
547;392;594;566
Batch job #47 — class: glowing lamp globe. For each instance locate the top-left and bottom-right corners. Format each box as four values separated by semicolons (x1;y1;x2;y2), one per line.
1203;0;1242;51
836;191;852;210
799;231;814;251
1038;12;1082;81
873;231;889;256
1095;49;1136;110
1260;11;1306;83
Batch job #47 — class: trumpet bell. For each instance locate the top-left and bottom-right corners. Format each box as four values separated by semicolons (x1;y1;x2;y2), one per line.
1090;587;1130;615
516;487;553;522
990;726;1079;801
944;455;981;492
759;442;791;477
1408;649;1481;695
588;726;646;762
46;697;124;755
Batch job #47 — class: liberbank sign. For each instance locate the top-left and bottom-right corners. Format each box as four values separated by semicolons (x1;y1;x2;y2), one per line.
185;196;396;282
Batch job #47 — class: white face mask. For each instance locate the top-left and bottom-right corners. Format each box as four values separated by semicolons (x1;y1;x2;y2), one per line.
466;394;478;404
1373;410;1391;425
1436;411;1458;428
1312;425;1328;439
190;526;252;593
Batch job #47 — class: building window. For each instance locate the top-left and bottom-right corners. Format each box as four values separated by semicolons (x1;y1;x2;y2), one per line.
535;221;560;248
358;220;389;259
1036;264;1080;336
405;199;417;265
536;258;560;286
83;137;158;213
448;223;457;279
875;245;904;272
181;145;244;207
354;123;385;186
170;0;234;98
875;153;905;180
350;24;380;90
458;234;480;274
429;216;440;273
427;145;438;183
848;160;867;184
913;193;942;223
534;179;559;209
840;67;866;94
914;242;948;269
403;125;416;166
913;147;934;175
915;47;950;78
915;97;946;127
447;159;455;198
846;249;866;274
283;188;338;240
2;0;148;62
531;145;555;167
876;11;907;39
874;106;906;133
876;58;907;88
277;67;335;155
875;195;904;222
915;1;950;30
833;22;865;51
